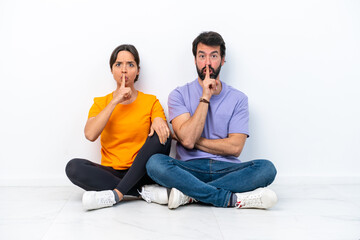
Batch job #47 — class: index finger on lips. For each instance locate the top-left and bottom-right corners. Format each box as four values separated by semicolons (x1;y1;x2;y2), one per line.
120;75;126;88
205;65;210;78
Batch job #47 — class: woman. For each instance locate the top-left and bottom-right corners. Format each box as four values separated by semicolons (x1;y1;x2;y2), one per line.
66;44;171;210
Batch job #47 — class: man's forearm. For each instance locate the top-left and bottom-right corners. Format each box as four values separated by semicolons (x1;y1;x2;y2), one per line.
173;102;209;149
194;134;247;157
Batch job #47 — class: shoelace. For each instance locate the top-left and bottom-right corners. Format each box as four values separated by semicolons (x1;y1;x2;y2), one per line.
138;189;152;203
97;192;114;205
235;193;262;208
180;195;197;205
179;195;191;205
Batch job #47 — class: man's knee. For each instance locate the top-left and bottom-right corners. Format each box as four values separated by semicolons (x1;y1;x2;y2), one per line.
146;153;169;176
260;159;277;185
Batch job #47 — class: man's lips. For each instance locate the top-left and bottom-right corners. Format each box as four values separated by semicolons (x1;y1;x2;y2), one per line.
202;69;213;74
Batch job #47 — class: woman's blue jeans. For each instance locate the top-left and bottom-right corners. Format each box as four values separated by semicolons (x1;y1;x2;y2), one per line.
146;154;277;207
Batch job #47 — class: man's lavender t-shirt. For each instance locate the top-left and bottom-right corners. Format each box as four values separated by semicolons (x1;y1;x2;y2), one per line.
168;79;249;163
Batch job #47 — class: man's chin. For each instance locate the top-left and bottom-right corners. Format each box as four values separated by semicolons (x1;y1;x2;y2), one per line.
198;74;218;80
210;74;217;79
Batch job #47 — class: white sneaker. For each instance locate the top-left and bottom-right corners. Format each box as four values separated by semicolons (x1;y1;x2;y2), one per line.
234;188;277;209
139;184;169;204
82;190;116;211
168;188;197;209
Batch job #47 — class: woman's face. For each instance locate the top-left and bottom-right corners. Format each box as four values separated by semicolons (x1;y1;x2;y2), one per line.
111;50;139;88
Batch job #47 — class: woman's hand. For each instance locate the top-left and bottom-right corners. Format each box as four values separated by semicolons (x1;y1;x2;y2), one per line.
149;117;170;145
112;75;132;104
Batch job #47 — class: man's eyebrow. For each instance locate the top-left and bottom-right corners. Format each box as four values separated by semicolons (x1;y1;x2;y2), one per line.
197;50;219;55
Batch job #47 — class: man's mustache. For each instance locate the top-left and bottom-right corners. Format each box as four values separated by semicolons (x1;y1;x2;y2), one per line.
201;66;215;74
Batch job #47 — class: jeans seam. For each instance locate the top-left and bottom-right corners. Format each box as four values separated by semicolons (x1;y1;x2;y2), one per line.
214;161;255;174
174;160;211;174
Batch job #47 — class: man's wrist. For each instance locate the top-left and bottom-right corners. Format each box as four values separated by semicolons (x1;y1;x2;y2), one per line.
199;97;210;104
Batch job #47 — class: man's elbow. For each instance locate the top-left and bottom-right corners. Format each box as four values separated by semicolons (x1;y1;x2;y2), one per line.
180;138;195;149
233;146;243;157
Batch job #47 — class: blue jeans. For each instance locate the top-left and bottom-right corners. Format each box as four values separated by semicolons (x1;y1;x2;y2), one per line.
146;154;277;207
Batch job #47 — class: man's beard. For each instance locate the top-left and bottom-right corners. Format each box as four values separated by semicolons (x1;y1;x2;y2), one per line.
197;64;222;80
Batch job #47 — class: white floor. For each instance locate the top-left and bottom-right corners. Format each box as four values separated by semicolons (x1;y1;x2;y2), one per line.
1;184;359;240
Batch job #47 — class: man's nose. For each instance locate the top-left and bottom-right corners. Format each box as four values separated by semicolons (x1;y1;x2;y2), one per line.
205;56;211;65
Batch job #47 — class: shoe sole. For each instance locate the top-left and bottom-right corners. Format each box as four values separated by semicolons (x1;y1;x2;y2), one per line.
168;188;180;209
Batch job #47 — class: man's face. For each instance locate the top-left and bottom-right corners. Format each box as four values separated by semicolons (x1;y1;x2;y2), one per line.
195;43;225;80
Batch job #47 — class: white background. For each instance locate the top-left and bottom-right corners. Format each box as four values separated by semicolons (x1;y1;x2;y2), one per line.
0;0;359;185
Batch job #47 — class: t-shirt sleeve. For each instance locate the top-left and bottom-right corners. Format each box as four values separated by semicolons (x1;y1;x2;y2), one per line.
150;98;167;122
168;88;189;122
229;95;250;137
88;97;105;119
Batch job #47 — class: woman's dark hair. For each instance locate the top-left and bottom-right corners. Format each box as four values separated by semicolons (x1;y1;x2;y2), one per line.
109;44;140;82
192;31;226;59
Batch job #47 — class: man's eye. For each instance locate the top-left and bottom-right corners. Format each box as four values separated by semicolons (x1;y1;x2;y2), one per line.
115;63;121;67
211;55;218;58
129;63;134;67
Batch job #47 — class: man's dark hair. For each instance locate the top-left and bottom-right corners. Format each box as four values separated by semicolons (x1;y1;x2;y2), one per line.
109;44;140;82
192;31;226;58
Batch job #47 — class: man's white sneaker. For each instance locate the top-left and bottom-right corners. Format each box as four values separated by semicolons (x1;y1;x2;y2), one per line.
234;188;277;209
82;190;116;211
168;188;196;209
139;184;169;204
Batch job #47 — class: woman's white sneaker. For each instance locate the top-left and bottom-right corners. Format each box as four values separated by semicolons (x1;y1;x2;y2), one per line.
82;190;116;211
139;184;169;204
234;188;277;209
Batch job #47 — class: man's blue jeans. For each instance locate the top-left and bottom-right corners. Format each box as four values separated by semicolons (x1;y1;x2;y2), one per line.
146;154;277;207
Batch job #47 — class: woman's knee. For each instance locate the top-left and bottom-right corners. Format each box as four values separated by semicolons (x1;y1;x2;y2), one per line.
65;158;86;180
141;132;172;156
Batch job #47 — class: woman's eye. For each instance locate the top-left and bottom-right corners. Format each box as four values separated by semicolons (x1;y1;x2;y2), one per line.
129;63;134;67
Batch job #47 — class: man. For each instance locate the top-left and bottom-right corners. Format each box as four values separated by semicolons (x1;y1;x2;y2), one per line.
141;31;277;210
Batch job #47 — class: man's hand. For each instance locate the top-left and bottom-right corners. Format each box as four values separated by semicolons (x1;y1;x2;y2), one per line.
201;65;220;101
113;75;132;104
149;117;170;145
